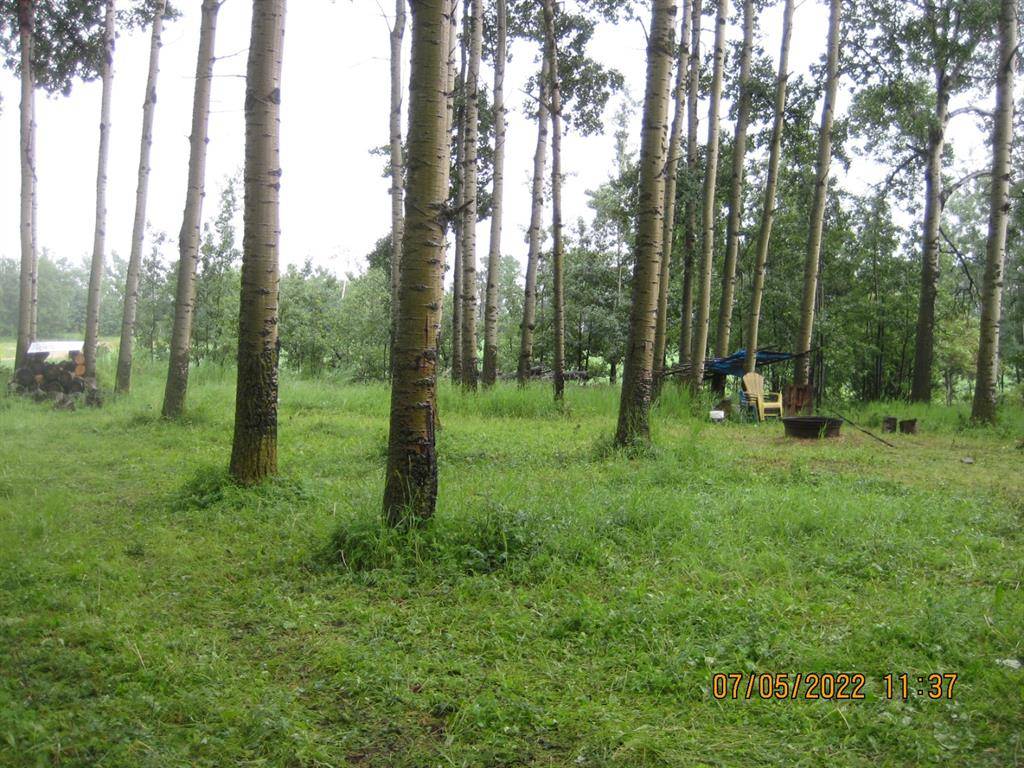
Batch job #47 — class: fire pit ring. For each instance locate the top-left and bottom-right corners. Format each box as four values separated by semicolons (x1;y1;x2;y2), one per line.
782;416;843;439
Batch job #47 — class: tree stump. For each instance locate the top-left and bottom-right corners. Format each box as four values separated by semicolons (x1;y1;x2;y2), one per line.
898;419;918;434
783;384;814;416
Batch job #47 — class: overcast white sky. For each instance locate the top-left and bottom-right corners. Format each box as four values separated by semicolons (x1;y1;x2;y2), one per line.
0;0;993;282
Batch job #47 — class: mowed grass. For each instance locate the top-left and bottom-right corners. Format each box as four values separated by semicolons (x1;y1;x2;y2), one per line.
1;360;1022;767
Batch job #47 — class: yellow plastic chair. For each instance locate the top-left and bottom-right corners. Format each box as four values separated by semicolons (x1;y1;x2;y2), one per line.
742;372;783;422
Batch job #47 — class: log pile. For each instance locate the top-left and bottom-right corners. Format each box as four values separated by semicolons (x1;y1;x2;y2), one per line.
9;353;100;409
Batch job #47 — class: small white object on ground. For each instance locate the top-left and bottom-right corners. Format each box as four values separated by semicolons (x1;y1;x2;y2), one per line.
995;658;1021;670
709;410;726;423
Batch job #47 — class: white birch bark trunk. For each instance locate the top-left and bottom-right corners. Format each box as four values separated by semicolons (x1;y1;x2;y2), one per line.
712;0;753;386
652;0;691;390
744;0;793;374
388;0;406;376
615;0;677;445
971;0;1016;423
450;26;467;383
116;0;167;394
793;0;841;388
459;0;483;389
543;0;565;400
687;0;727;390
230;0;287;484
162;0;221;417
83;0;116;381
678;0;702;367
15;0;36;370
516;52;550;385
383;0;448;523
909;74;950;401
481;0;506;387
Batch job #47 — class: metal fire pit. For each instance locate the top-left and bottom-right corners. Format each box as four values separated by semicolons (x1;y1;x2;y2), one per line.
782;416;842;439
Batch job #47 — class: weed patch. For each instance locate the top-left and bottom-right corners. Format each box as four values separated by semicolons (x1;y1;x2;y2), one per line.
175;464;315;512
328;502;541;578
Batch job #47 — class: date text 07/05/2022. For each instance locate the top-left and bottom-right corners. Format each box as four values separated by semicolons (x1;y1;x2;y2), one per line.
711;672;958;701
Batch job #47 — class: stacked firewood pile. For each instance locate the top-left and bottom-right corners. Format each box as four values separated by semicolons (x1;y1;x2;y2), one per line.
9;353;100;409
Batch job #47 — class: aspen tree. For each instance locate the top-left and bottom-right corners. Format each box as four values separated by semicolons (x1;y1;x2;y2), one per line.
543;0;565;400
687;0;727;390
383;0;449;522
162;0;221;417
459;0;482;389
652;0;691;391
83;0;116;380
388;0;406;374
481;0;506;387
516;50;551;385
116;0;167;394
711;0;753;391
614;0;677;446
794;0;841;388
744;0;793;374
229;0;287;484
451;21;466;383
971;0;1016;423
677;0;702;368
14;0;36;370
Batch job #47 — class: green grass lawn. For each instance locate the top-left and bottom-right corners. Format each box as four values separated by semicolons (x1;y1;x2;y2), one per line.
1;362;1022;766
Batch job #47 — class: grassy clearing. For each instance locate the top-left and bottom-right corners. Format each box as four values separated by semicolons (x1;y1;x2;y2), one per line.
1;359;1022;766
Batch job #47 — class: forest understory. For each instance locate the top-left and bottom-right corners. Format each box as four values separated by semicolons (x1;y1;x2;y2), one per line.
1;358;1022;767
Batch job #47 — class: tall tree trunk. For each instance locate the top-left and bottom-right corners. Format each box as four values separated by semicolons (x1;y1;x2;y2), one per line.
516;51;550;385
793;0;841;388
230;0;286;485
15;0;36;370
609;223;625;385
383;0;448;524
909;79;951;401
83;0;116;381
481;0;506;387
687;0;727;390
543;0;565;400
677;0;702;368
459;0;482;389
450;37;466;384
652;0;691;392
388;0;406;377
745;0;793;374
162;0;221;418
29;146;38;343
116;0;166;394
614;0;677;446
439;0;457;382
443;0;457;183
971;0;1016;423
711;0;753;391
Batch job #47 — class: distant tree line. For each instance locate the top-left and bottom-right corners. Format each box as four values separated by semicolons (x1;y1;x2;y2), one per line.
5;155;1019;408
1;0;1019;508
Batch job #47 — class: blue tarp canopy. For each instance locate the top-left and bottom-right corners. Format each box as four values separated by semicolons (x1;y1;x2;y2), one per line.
704;349;797;378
